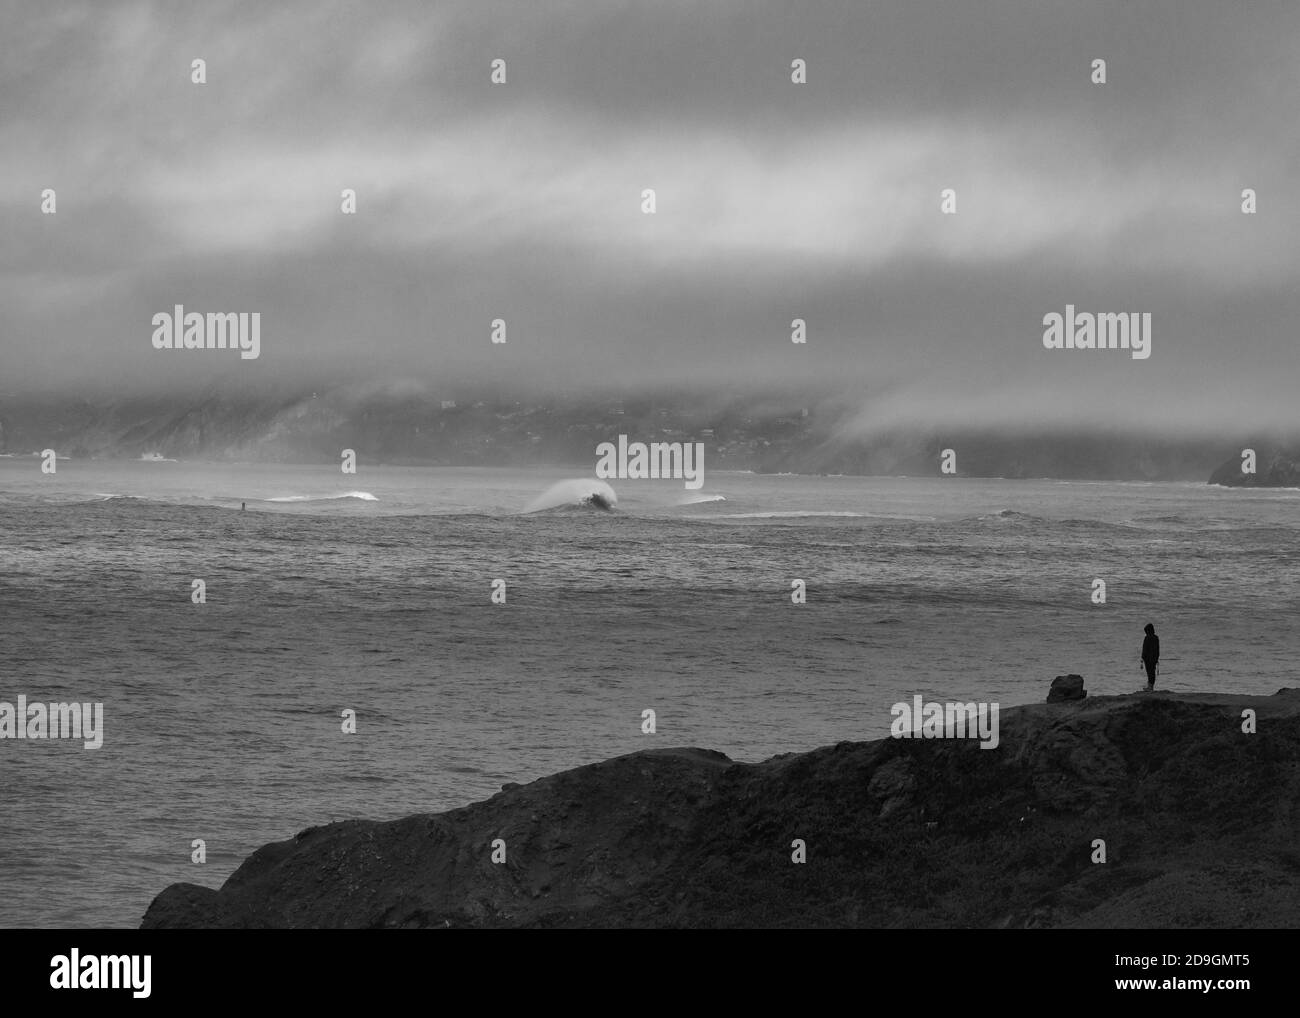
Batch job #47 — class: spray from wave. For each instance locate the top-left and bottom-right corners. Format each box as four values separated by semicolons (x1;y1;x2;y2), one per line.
264;491;378;503
523;479;618;513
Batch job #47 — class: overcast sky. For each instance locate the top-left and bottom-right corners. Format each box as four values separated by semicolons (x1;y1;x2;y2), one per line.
2;0;1297;434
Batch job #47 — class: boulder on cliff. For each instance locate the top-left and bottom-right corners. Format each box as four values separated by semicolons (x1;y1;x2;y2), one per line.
1047;674;1087;702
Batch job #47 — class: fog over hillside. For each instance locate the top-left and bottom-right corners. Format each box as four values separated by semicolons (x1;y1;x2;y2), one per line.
1;380;1288;482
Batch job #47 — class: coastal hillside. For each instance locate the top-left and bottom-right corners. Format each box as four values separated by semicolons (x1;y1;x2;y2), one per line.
141;690;1300;929
0;384;1244;479
1209;448;1300;488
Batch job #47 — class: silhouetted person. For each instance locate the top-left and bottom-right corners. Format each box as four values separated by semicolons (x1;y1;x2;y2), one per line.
1141;623;1159;690
241;502;246;511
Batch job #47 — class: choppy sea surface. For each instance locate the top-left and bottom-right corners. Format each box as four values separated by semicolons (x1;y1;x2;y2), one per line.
1;458;1297;928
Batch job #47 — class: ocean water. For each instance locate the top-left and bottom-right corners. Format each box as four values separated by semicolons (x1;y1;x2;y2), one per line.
1;458;1297;928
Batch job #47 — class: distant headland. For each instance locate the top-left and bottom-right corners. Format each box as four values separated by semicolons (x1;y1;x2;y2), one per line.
4;383;1296;484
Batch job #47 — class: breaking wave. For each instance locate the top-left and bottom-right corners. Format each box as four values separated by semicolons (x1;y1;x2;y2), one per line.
523;479;618;513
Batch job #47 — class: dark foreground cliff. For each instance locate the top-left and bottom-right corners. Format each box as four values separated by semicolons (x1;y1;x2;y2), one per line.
142;691;1300;929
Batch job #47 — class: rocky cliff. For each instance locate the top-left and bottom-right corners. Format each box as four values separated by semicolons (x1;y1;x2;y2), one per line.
141;690;1300;929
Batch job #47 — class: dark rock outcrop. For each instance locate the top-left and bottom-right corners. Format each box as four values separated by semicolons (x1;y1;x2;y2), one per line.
142;691;1300;929
1047;674;1087;702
